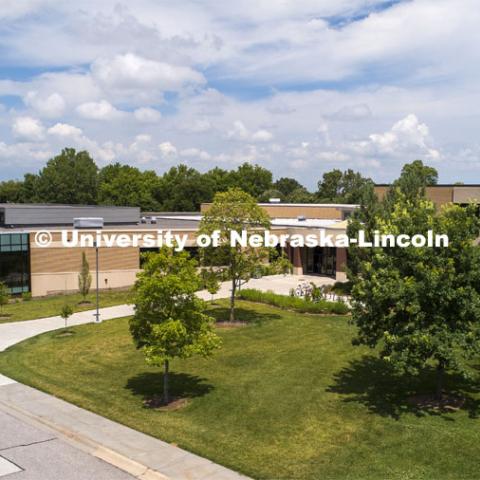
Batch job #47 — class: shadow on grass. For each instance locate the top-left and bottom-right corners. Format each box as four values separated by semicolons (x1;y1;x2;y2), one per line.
328;355;480;420
126;371;213;405
207;305;281;325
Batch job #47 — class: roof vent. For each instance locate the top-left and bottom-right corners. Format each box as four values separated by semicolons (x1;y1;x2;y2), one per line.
269;198;281;203
297;215;306;221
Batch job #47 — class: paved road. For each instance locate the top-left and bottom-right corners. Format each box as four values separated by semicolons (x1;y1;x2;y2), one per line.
0;410;134;480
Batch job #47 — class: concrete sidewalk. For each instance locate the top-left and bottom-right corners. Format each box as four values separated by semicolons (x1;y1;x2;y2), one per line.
0;383;247;480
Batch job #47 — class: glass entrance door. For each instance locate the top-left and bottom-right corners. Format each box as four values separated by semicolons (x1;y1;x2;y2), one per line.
305;247;336;277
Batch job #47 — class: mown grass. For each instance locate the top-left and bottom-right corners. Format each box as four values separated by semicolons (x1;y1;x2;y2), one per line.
0;289;132;323
0;300;479;479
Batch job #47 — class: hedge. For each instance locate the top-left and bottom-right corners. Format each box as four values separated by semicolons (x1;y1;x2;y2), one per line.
237;289;350;315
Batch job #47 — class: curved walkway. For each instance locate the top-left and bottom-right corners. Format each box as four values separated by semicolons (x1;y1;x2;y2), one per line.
0;274;334;480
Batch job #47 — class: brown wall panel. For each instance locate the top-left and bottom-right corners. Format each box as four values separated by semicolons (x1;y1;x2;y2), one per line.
31;247;140;274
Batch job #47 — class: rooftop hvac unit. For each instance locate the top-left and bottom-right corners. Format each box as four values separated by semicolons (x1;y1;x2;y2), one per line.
297;215;306;221
74;217;104;229
269;198;281;203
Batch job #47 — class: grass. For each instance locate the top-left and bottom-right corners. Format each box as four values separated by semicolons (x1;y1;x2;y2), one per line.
0;289;132;323
0;300;479;479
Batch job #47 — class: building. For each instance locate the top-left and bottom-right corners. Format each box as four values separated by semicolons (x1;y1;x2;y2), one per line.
0;202;354;296
1;187;477;297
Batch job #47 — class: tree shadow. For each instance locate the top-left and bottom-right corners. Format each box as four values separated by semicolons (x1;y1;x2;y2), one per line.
126;371;213;406
207;305;280;325
327;355;480;420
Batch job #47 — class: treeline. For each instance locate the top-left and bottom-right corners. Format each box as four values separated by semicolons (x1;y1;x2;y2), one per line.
0;147;381;211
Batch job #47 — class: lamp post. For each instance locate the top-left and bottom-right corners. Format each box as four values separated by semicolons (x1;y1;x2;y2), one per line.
94;239;100;323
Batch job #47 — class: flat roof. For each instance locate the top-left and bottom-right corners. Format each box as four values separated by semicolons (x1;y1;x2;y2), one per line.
374;184;480;187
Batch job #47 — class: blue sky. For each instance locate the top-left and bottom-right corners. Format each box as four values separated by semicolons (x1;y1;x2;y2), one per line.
0;0;479;188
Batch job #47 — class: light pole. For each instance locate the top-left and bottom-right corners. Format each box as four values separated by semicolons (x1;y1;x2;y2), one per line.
94;239;100;323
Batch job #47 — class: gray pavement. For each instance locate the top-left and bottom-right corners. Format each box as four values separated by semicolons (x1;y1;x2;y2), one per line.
0;409;134;479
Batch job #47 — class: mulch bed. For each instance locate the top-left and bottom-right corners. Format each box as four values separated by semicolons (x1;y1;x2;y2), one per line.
215;321;248;328
407;393;465;411
144;395;189;411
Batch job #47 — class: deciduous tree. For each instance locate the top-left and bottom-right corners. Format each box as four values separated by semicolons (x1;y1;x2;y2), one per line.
130;248;221;405
199;188;271;322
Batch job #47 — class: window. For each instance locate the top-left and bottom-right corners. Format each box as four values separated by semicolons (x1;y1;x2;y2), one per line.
0;233;30;293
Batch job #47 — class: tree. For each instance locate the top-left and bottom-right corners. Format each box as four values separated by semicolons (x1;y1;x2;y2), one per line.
400;159;438;186
60;304;73;328
199;188;271;322
0;282;9;315
259;189;283;202
317;169;372;204
230;163;273;199
203;269;220;302
156;165;214;211
35;148;98;204
273;177;304;198
349;186;480;399
0;180;23;203
78;252;92;302
130;248;221;405
98;163;160;211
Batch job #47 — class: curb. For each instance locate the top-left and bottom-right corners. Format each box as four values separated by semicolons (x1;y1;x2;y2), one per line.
0;397;170;480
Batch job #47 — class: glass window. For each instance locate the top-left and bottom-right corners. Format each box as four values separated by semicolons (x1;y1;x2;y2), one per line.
0;233;30;293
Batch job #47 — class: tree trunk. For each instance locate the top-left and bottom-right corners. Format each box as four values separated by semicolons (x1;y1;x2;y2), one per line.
163;359;169;405
436;361;444;400
230;277;236;322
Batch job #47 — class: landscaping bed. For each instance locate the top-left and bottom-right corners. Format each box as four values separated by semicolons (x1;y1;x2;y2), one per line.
0;300;478;479
237;288;350;314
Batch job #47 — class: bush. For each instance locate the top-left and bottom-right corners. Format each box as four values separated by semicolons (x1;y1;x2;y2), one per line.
331;281;353;296
237;289;349;315
22;292;32;302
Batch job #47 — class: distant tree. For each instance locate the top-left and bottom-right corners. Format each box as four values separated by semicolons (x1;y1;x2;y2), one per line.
130;248;221;405
287;187;315;203
199;188;271;321
203;269;220;302
0;282;9;315
400;159;438;186
317;169;372;204
0;180;23;203
203;167;235;194
20;174;40;203
156;165;214;211
231;163;273;199
78;252;92;302
349;171;480;399
259;189;283;202
98;163;160;210
273;177;304;198
60;304;73;328
35;148;98;204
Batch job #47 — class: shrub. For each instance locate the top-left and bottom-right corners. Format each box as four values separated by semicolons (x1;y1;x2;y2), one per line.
237;289;349;315
331;281;353;296
22;292;32;302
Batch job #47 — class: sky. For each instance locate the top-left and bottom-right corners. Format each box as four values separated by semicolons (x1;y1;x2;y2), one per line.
0;0;479;188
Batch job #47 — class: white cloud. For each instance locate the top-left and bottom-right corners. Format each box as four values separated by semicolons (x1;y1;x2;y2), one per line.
351;114;440;160
91;53;205;99
12;116;45;141
251;129;273;142
76;100;122;120
47;122;83;138
180;147;211;160
158;141;177;157
24;91;66;117
134;107;162;123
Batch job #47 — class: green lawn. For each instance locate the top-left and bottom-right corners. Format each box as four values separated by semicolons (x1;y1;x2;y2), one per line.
0;289;132;323
0;300;479;479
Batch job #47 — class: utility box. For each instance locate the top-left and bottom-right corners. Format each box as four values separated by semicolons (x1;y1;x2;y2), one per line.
74;217;104;229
